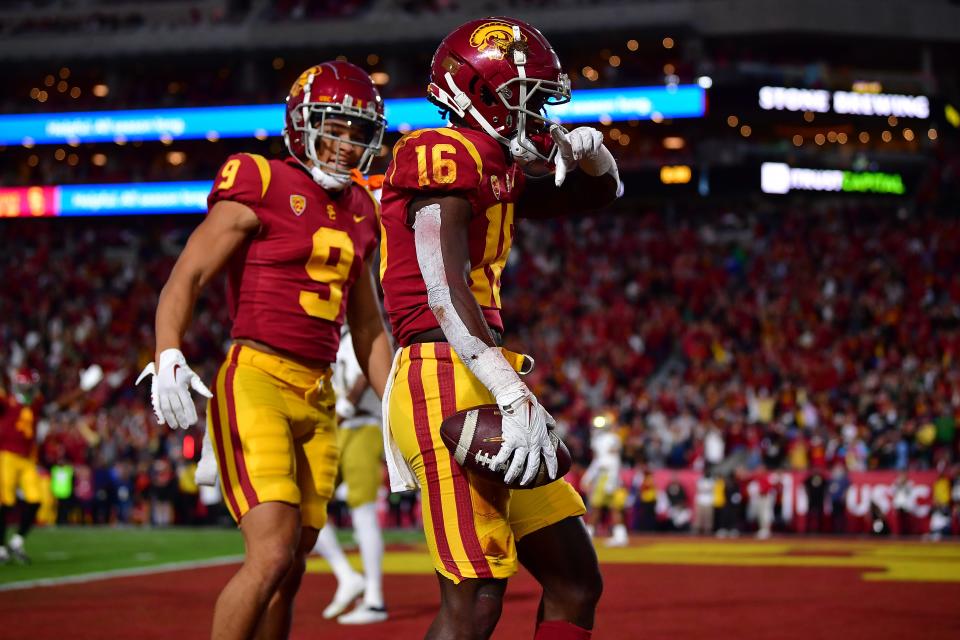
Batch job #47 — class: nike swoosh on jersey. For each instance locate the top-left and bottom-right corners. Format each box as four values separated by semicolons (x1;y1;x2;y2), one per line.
353;214;366;223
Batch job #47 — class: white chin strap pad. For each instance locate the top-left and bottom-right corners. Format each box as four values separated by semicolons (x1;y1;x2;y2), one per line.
311;166;352;191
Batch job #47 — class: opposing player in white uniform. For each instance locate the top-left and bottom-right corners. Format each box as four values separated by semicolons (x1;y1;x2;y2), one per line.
314;326;388;624
582;414;629;547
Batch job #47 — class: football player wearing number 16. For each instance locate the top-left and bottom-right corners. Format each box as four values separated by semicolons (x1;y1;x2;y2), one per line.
379;17;621;640
136;61;393;640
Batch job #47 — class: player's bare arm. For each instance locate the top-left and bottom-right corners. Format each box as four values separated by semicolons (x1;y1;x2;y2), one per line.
346;258;393;398
407;194;499;347
137;200;258;429
410;193;557;486
154;200;260;360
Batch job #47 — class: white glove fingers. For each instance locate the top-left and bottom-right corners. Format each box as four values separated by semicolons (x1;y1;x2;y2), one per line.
492;442;516;473
151;385;165;425
520;446;542;486
570;129;588;160
550;125;572;155
173;389;195;428
543;437;559;480
588;129;603;156
179;389;199;426
135;363;156;386
554;159;568;187
190;374;213;399
504;447;528;485
159;393;179;429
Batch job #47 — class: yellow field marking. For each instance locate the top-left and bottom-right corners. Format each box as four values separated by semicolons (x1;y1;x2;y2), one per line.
307;549;436;576
596;540;960;583
306;538;960;583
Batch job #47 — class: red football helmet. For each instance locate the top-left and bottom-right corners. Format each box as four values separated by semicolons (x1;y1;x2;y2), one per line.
427;17;570;163
11;367;39;403
283;61;386;179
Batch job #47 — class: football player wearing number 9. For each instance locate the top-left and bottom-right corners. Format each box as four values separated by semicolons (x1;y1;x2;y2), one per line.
379;17;620;640
136;61;394;640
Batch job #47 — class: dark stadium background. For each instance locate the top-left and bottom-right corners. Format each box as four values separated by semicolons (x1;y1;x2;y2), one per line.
1;2;959;639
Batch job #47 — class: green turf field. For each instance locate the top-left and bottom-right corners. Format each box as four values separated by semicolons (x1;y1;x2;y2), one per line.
0;527;426;587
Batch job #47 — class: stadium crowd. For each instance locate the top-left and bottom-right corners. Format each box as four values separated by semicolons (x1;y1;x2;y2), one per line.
2;199;959;531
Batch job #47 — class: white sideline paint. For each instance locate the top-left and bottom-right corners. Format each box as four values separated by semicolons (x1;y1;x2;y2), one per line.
0;554;243;592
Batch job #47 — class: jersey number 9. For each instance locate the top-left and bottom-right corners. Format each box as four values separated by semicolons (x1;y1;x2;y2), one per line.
300;227;355;321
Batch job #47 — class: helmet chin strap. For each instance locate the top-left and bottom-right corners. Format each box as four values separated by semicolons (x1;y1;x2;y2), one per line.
439;71;538;164
310;165;352;191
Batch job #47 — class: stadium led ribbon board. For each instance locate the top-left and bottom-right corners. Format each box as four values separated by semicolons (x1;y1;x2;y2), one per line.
758;86;930;118
0;85;705;146
0;182;211;217
760;162;906;195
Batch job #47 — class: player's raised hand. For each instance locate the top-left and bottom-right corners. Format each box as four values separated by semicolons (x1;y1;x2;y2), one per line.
551;125;604;187
136;348;213;429
492;390;559;486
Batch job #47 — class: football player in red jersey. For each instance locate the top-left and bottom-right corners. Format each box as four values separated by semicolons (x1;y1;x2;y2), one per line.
137;61;393;640
0;368;44;564
379;17;620;640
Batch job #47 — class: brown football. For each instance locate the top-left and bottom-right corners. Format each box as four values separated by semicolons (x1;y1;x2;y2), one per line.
439;404;572;489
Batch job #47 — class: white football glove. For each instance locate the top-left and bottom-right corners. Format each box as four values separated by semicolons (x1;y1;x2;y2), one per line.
490;388;559;486
551;125;623;196
79;364;104;392
136;348;212;429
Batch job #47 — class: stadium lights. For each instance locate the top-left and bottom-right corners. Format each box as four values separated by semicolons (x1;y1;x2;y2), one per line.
93;84;109;97
660;165;692;184
626;39;639;51
697;76;713;89
663;136;685;149
946;104;960;128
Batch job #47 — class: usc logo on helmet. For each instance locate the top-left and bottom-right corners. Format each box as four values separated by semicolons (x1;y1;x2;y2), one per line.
290;65;322;98
469;22;525;60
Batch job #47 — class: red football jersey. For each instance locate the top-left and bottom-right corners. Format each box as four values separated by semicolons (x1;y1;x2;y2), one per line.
380;127;526;346
208;154;380;363
0;390;42;459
